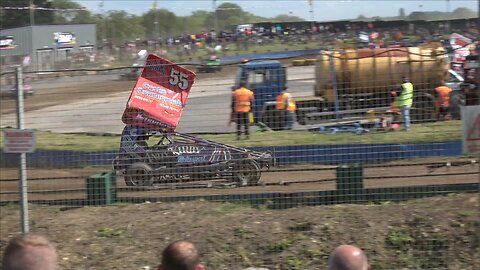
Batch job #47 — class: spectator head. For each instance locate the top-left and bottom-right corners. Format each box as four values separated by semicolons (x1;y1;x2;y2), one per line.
159;240;204;270
2;233;58;270
401;75;409;83
328;245;370;270
239;81;247;88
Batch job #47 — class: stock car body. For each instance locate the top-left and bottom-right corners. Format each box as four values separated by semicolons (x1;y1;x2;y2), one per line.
113;125;273;187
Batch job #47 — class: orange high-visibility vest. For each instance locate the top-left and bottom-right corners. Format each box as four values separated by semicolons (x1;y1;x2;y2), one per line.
434;86;452;107
276;92;296;111
233;87;254;113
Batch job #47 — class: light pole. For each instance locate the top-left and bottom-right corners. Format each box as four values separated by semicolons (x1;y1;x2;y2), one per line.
100;0;107;48
308;0;314;21
213;0;218;42
153;0;159;43
29;0;35;26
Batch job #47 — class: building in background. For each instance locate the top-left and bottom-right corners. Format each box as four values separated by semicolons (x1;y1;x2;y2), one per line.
0;24;96;71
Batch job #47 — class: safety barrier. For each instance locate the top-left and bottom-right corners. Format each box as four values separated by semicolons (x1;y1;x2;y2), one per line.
0;141;462;168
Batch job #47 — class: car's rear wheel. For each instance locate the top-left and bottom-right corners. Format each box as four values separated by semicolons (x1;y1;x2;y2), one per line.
233;160;261;186
125;162;154;186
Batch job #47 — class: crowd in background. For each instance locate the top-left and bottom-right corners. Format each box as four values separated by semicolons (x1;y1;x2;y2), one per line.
90;18;478;68
1;18;477;72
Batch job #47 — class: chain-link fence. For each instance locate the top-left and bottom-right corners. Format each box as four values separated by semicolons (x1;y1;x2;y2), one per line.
1;46;479;269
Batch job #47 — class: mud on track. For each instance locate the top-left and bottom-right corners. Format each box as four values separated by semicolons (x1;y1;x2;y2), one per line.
1;157;477;202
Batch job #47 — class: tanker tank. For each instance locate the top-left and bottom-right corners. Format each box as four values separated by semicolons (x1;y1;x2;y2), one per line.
309;45;449;121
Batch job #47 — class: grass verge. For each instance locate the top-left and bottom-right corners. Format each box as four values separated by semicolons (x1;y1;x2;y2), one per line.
0;121;461;152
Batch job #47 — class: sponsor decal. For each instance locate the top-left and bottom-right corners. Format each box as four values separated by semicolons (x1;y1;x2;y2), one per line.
122;54;196;131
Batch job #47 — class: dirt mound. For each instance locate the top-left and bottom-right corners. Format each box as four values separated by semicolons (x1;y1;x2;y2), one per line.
1;193;478;270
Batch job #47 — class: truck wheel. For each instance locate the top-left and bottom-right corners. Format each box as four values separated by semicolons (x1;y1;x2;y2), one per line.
125;162;154;186
233;160;261;186
449;91;465;120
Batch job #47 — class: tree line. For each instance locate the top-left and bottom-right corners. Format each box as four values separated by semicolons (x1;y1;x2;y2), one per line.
0;0;303;45
1;0;476;46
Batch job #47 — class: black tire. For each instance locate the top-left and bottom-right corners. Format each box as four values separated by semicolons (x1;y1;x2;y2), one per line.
449;91;465;120
124;162;154;186
233;160;261;186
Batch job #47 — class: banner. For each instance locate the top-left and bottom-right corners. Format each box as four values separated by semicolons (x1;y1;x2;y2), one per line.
54;32;76;45
358;32;369;43
122;54;196;132
461;105;480;155
450;33;472;63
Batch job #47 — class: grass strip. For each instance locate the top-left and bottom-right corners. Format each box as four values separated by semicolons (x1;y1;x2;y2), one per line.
0;121;461;152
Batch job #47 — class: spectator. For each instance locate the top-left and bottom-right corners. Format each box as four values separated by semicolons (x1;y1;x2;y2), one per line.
158;240;204;270
328;245;370;270
2;233;58;270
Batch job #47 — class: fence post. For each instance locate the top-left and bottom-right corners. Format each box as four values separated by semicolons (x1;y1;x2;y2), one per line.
15;66;29;233
328;52;340;120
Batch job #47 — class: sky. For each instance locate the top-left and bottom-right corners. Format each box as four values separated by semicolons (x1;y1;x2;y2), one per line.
75;0;478;21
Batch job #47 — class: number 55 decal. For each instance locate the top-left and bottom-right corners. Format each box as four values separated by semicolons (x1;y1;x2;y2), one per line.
169;69;189;90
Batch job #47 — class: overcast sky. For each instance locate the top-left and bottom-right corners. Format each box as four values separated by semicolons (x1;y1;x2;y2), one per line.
75;0;478;21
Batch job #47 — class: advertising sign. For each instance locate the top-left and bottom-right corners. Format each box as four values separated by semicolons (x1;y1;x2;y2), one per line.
0;35;17;50
359;32;369;43
2;129;36;153
461;105;480;155
450;33;472;63
54;32;76;45
122;54;196;132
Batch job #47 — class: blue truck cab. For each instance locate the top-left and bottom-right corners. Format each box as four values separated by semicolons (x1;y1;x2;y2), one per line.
233;60;286;120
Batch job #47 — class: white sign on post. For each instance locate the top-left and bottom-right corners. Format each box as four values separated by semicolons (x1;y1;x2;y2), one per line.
2;129;36;153
461;105;480;155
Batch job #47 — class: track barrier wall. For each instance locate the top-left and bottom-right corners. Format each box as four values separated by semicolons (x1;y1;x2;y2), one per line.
0;141;463;168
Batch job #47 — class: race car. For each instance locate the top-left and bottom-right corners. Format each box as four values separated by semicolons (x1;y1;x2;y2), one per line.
2;84;35;97
196;56;222;73
113;125;273;187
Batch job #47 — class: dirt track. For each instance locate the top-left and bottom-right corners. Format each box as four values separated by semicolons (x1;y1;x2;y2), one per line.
1;157;477;202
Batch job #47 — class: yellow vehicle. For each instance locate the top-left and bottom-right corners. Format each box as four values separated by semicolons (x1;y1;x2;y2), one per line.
302;45;450;124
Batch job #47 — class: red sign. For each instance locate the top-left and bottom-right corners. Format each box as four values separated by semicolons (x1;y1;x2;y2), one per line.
2;129;36;153
122;54;196;131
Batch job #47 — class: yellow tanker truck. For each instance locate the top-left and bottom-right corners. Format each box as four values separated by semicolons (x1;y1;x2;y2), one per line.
300;45;450;124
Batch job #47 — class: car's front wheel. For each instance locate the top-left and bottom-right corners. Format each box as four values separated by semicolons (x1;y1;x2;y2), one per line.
233;160;261;186
124;162;154;186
